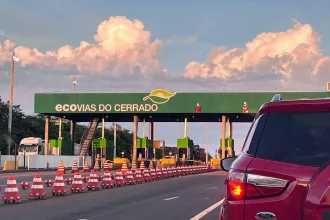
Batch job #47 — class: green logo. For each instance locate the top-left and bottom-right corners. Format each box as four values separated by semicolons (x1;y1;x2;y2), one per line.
143;89;176;104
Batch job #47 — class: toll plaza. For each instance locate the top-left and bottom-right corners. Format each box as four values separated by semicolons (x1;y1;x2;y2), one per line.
34;89;330;167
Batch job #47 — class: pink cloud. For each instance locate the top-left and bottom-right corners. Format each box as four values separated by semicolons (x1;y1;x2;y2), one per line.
0;16;163;75
183;20;329;83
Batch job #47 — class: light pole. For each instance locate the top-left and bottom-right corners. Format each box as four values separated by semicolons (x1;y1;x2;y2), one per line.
72;76;77;92
70;76;77;155
206;123;209;164
113;122;117;159
7;52;19;155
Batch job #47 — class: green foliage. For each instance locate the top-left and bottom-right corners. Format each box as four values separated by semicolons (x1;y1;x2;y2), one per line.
0;96;134;155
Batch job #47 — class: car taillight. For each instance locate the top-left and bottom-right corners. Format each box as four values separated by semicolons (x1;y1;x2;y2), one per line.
227;171;288;200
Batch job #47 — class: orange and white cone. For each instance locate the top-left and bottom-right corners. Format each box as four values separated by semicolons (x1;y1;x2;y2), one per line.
131;160;137;172
149;167;157;180
172;166;178;177
121;162;128;174
167;167;173;178
29;174;46;199
114;170;125;187
2;176;21;203
101;170;113;188
52;172;67;196
71;172;85;193
71;160;78;173
87;170;100;191
140;160;145;171
103;161;110;171
143;169;152;182
135;169;144;183
94;158;100;171
57;160;65;175
83;160;90;172
162;167;168;178
156;167;163;180
125;170;136;185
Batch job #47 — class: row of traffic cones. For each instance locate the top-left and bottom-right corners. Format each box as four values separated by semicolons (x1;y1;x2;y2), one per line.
71;158;110;173
1;164;211;204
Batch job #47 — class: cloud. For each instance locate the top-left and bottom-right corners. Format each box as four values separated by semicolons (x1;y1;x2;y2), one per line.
0;16;164;76
183;20;329;86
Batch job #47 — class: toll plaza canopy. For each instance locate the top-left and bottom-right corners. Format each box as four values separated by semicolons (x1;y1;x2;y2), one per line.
34;89;330;123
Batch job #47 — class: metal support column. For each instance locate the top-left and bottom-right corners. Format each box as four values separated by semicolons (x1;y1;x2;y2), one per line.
221;115;226;159
150;122;154;160
184;117;188;138
133;116;139;161
44;116;49;155
70;120;75;155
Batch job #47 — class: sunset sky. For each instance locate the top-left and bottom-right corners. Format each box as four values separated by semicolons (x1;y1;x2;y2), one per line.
1;0;329;155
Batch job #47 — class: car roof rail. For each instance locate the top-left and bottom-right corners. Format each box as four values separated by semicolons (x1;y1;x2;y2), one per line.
271;94;282;102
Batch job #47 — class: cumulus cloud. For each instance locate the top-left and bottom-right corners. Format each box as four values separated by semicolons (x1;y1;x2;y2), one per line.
0;16;164;76
183;20;329;85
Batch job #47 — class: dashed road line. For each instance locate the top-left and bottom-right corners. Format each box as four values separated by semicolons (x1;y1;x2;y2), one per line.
163;196;179;201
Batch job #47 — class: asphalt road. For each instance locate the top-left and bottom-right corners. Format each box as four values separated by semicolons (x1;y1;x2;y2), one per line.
0;171;226;220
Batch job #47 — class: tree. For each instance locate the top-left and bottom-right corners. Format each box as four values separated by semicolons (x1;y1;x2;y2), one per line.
0;96;135;156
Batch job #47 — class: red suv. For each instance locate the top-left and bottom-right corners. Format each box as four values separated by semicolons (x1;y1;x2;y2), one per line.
219;94;330;220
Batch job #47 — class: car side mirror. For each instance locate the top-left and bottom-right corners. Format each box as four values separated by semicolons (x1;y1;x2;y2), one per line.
221;156;237;171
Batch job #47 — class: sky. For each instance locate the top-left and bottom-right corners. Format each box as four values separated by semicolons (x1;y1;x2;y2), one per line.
1;0;330;156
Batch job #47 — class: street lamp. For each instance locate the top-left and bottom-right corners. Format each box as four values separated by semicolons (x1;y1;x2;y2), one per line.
72;76;77;92
7;52;19;155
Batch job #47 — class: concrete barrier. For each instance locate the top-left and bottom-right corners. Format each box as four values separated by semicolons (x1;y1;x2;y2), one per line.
2;160;18;170
1;155;91;170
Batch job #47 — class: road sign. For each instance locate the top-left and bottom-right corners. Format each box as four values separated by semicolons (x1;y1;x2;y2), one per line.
327;82;330;92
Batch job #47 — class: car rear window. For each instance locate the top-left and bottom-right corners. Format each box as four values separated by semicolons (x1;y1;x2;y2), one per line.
255;112;330;167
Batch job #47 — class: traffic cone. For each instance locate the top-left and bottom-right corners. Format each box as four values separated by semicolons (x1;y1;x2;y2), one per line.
2;176;21;203
140;160;145;171
103;161;109;171
114;170;125;187
71;160;78;173
83;160;90;172
162;167;168;178
87;170;100;191
172;166;177;177
131;160;137;172
121;162;128;174
71;172;85;193
125;170;136;185
57;160;65;174
28;174;46;199
135;169;144;183
52;172;67;196
143;169;152;182
149;161;154;169
94;158;100;171
101;170;113;189
156;167;163;180
149;167;157;180
167;167;173;178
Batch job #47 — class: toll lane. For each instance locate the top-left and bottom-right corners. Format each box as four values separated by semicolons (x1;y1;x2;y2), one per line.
0;171;226;220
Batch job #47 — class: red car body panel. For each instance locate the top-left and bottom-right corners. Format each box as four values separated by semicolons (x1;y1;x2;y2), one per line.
220;97;330;220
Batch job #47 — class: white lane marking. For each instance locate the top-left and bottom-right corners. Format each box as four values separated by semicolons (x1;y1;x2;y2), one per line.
190;198;225;220
163;196;179;201
208;187;218;190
